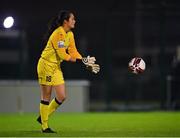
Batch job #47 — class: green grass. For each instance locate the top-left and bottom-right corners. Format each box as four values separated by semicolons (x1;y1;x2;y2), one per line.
0;112;179;137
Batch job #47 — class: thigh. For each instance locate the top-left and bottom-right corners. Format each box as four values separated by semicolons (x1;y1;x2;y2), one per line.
52;67;64;85
37;58;55;86
40;85;52;101
54;84;66;102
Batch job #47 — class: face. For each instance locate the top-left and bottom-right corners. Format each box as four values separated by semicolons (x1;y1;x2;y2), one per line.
66;13;76;29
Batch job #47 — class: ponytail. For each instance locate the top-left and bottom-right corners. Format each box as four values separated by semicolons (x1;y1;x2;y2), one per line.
42;10;73;46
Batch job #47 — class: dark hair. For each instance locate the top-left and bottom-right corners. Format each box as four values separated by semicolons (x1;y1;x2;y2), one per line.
43;10;73;45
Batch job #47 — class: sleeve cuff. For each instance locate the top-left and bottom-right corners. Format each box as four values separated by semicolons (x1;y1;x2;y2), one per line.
65;55;71;61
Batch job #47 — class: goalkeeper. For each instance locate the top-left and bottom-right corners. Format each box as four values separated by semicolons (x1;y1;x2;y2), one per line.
37;10;100;133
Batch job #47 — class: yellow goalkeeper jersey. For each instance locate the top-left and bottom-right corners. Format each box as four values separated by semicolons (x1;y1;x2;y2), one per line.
41;26;82;64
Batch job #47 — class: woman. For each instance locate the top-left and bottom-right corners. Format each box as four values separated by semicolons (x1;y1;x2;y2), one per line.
37;10;100;133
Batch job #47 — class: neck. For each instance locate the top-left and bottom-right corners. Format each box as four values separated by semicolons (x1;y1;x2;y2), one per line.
62;25;70;32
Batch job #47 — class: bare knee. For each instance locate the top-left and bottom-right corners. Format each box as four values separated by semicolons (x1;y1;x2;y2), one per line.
57;94;66;102
54;84;66;103
61;95;66;102
40;85;52;101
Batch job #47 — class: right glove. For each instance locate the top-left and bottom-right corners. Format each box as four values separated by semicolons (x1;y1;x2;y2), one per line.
86;63;100;74
82;56;96;66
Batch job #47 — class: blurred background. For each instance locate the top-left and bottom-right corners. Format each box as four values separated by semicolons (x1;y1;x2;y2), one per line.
0;0;180;112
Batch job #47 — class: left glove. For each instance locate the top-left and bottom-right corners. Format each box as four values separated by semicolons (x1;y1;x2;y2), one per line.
82;56;96;66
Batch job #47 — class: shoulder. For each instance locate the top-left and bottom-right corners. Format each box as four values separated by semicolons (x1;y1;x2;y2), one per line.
67;31;74;37
56;26;65;35
51;27;65;39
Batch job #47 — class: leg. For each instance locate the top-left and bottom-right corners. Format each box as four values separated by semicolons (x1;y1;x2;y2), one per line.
40;84;52;101
54;84;66;102
39;85;52;131
48;84;66;116
37;58;56;133
36;85;53;125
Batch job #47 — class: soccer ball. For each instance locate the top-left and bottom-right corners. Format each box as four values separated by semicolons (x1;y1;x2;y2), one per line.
128;57;146;74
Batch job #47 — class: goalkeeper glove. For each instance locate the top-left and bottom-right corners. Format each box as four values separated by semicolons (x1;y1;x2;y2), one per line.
82;56;96;66
86;63;100;74
76;55;100;74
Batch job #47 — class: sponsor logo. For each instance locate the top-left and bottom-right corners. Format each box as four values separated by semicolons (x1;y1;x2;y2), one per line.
58;41;65;48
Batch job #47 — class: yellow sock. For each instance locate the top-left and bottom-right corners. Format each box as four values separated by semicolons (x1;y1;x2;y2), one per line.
40;101;49;130
48;98;62;116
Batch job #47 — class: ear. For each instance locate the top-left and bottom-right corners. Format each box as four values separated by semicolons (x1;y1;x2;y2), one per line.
64;20;68;25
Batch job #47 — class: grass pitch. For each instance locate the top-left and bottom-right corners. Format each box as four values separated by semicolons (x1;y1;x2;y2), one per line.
0;111;179;137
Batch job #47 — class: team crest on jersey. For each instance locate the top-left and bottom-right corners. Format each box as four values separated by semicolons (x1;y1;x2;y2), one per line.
58;41;65;48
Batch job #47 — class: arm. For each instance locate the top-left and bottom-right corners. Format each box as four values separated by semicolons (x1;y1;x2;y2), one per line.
67;32;82;60
67;32;100;73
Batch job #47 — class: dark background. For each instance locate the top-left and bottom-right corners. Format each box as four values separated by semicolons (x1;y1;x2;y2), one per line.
0;0;180;111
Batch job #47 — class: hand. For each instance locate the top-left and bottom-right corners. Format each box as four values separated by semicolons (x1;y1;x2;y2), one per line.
86;63;100;74
82;56;96;66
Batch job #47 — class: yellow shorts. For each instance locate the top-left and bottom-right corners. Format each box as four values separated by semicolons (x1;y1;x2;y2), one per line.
37;58;64;86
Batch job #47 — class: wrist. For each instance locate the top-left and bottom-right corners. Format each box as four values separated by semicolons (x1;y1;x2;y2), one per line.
69;57;76;62
76;59;83;64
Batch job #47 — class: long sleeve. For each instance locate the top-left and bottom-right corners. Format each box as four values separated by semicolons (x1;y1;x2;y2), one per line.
67;32;82;59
